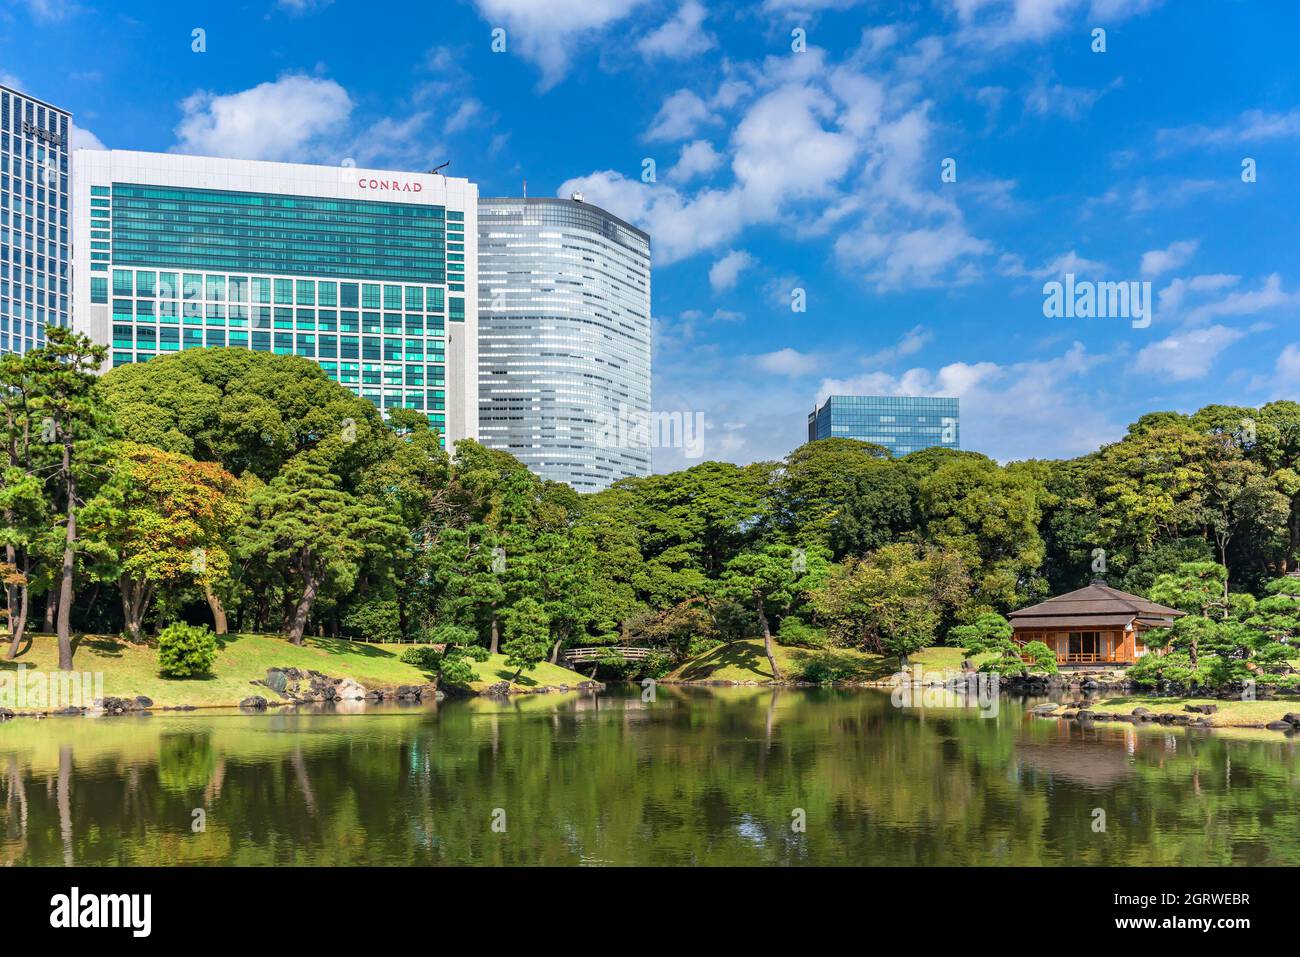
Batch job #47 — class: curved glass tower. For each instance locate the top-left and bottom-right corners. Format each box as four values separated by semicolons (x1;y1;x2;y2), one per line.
478;196;651;491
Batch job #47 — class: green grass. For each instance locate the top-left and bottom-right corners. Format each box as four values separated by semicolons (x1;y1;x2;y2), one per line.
364;644;594;692
0;633;591;711
666;639;986;683
1093;693;1300;728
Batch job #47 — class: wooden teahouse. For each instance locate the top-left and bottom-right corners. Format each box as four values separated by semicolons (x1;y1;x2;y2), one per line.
1008;580;1184;667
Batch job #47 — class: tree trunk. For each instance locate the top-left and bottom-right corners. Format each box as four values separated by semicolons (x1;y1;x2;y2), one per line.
56;444;76;671
5;571;29;660
204;584;228;635
754;589;782;682
44;589;56;632
119;575;147;644
489;613;500;655
286;572;320;646
549;638;562;664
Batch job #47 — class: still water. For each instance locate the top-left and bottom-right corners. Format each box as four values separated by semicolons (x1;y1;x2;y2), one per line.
1;686;1297;866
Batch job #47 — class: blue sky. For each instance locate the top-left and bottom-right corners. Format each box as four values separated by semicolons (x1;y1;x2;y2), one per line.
3;0;1298;470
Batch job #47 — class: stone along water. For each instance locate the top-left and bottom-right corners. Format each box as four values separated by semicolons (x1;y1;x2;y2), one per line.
1;686;1297;866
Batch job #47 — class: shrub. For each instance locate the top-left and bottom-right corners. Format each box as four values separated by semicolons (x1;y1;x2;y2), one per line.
400;646;441;669
794;651;863;683
157;622;217;678
777;618;830;649
1021;640;1059;675
342;599;402;644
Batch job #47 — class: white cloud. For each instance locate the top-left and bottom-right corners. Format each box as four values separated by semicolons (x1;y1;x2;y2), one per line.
19;0;73;22
837;221;992;290
472;0;647;88
1184;273;1293;326
708;250;754;292
1158;108;1300;151
1000;249;1106;280
637;1;715;60
1135;325;1245;381
1140;239;1198;278
947;0;1162;46
816;342;1119;460
277;0;333;13
668;139;724;181
70;124;105;151
173;74;353;162
755;348;820;376
645;89;719;141
862;325;934;367
1025;75;1121;120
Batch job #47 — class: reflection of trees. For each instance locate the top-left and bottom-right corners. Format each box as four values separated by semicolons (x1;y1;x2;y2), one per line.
0;694;1296;865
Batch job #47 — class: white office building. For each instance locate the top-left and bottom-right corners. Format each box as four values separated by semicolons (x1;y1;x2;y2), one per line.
71;150;479;443
478;196;651;490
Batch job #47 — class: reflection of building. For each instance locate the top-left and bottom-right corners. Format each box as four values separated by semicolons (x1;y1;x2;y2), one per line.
70;150;479;444
807;395;959;456
1009;580;1184;666
478;196;651;491
1;84;71;356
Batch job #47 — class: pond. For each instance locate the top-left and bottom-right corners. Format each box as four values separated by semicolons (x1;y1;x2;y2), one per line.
1;686;1297;866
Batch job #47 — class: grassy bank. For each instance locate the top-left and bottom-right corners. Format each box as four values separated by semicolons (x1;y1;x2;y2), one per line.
1091;694;1300;728
666;639;981;683
0;632;592;711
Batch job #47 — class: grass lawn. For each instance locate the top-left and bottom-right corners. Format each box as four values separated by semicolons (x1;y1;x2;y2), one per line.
1093;693;1300;728
0;633;590;711
366;643;594;693
666;638;985;683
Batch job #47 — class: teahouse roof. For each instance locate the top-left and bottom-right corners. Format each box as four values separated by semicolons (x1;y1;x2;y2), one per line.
1008;581;1185;631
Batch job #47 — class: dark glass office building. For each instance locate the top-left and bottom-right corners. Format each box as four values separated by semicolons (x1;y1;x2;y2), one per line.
1;84;70;355
807;395;960;456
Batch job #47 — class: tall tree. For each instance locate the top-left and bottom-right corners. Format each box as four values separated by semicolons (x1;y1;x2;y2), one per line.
239;455;402;645
25;328;111;670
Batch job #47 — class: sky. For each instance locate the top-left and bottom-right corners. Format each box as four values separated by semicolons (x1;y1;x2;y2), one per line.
2;0;1298;471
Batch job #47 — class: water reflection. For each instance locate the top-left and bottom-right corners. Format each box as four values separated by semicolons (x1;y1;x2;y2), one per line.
0;687;1296;866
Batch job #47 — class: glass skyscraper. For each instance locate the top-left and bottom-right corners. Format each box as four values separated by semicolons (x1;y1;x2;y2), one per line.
71;150;478;445
808;395;960;456
1;84;70;356
478;196;651;491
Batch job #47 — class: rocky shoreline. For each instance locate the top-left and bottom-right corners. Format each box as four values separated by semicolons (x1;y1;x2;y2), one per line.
0;665;606;720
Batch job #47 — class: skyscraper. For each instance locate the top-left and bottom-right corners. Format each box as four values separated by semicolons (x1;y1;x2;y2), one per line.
478;195;651;491
1;84;71;356
70;150;478;444
807;395;960;456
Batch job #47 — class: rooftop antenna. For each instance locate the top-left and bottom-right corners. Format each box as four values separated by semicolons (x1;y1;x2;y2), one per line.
428;161;450;176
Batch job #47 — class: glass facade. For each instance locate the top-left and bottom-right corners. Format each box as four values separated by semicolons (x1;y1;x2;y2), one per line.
478;197;651;491
77;167;469;444
807;395;960;456
0;85;70;356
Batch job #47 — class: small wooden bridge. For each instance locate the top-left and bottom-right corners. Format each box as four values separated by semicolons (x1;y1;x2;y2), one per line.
560;646;657;667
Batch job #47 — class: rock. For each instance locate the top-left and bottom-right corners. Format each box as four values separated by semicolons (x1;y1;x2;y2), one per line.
134;695;154;710
0;708;14;721
239;695;268;712
1185;704;1218;715
1265;721;1295;731
1074;709;1095;721
335;679;366;701
100;696;133;715
1132;707;1152;717
483;681;511;697
1281;713;1300;726
264;669;289;694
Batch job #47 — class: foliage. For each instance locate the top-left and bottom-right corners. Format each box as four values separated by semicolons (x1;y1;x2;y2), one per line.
156;622;218;678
